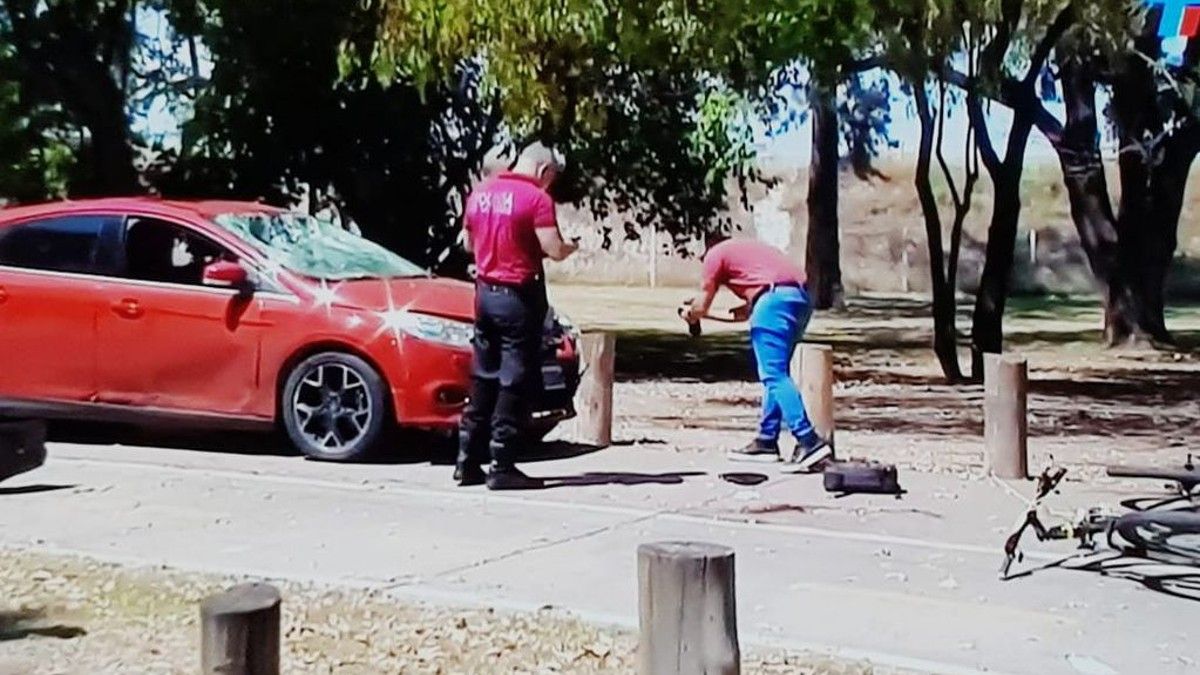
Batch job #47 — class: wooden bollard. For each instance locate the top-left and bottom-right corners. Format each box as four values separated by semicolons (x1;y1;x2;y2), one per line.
200;583;282;675
792;343;835;440
575;332;616;447
983;353;1028;479
637;542;740;675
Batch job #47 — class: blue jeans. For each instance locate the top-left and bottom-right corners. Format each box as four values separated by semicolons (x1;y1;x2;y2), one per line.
750;286;816;443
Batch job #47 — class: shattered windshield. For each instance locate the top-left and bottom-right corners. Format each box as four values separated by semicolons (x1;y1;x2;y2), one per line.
213;212;427;280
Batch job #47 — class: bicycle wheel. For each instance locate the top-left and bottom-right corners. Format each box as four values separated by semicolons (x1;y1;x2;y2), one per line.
1112;510;1200;564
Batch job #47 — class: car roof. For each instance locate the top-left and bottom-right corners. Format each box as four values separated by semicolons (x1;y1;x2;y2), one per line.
0;197;286;226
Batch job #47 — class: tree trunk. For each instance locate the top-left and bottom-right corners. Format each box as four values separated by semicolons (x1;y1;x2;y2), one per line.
1102;31;1199;346
805;84;844;310
1141;135;1198;339
76;111;141;196
911;84;964;382
1050;54;1143;344
969;99;1033;378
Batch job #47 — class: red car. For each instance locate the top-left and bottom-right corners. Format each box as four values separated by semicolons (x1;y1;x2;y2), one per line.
0;198;579;461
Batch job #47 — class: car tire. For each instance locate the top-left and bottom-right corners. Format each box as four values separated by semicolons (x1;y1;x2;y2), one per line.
281;352;389;462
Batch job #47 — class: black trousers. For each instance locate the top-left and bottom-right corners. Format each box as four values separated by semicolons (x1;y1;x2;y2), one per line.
458;280;547;468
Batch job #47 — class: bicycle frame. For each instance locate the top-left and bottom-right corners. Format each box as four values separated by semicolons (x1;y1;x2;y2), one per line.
1000;456;1200;580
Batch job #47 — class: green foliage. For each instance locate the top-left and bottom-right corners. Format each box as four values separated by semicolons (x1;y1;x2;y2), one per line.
368;0;876;126
364;0;878;247
0;19;77;201
153;0;500;273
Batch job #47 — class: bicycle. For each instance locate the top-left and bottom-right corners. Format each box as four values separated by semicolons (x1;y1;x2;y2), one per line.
999;455;1200;580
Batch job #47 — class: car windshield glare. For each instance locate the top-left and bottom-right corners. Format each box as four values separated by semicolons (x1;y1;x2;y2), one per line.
213;212;427;280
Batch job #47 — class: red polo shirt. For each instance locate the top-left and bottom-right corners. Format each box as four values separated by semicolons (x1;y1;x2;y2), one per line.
702;238;806;303
465;172;559;285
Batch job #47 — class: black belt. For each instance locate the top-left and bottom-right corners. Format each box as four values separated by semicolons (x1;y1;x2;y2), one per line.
751;281;804;306
477;277;545;295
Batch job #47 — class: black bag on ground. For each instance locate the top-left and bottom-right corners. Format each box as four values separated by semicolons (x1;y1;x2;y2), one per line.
823;460;901;495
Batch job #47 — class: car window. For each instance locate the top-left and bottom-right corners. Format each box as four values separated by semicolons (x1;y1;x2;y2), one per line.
0;215;121;275
122;217;232;286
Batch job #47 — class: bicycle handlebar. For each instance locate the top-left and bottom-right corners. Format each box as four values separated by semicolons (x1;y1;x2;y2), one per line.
1105;465;1200;493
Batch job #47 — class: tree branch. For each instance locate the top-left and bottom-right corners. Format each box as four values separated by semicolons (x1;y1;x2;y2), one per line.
967;91;1002;173
980;0;1023;77
935;79;963;211
1030;97;1066;149
1024;4;1077;86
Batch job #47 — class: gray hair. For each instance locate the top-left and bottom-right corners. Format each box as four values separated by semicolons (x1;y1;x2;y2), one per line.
513;141;566;179
480;144;515;178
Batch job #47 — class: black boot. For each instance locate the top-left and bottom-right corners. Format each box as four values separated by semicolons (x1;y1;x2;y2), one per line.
453;462;487;486
486;464;544;491
456;393;492;487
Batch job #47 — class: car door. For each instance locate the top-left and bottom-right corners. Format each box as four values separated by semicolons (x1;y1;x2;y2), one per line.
0;214;122;405
94;215;267;417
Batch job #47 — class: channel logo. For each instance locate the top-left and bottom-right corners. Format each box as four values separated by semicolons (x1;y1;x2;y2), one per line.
1147;0;1200;38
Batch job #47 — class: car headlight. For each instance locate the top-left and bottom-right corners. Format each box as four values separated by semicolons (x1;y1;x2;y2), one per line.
385;311;473;348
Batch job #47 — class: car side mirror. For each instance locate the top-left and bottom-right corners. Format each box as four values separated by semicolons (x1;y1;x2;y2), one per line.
202;260;253;295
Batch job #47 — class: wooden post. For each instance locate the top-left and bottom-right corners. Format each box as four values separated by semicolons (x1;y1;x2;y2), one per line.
575;332;616;447
201;583;281;675
638;542;739;675
791;343;834;441
983;353;1028;480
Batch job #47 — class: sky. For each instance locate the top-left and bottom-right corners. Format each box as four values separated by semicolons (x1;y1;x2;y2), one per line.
756;70;1075;168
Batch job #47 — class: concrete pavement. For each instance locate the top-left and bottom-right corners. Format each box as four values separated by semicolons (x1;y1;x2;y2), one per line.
1;440;1196;674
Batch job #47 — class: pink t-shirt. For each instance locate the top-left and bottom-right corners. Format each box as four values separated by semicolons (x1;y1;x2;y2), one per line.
702;239;806;302
465;173;559;285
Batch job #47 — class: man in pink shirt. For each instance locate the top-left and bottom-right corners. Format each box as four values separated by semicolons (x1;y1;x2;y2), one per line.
682;234;833;469
457;143;578;490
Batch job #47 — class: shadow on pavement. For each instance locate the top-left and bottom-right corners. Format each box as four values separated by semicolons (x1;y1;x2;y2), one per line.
0;484;76;496
48;422;298;457
521;441;608;462
0;609;87;642
541;471;706;488
1011;552;1200;603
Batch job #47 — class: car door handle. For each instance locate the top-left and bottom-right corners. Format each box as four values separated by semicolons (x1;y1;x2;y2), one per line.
0;286;7;304
111;298;144;319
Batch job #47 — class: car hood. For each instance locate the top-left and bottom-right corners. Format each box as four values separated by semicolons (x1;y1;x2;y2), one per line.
319;276;475;321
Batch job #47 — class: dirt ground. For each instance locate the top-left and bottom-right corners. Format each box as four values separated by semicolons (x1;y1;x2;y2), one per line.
549;285;1200;483
0;551;896;675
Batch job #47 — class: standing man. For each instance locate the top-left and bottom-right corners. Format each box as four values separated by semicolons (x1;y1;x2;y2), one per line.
682;234;833;470
456;142;578;490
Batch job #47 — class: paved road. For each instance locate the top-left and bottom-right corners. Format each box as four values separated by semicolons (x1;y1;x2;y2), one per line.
2;440;1196;674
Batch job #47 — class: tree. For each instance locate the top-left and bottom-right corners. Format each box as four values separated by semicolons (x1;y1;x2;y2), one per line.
0;0;144;195
0;40;75;202
956;1;1078;375
882;0;978;381
368;0;877;259
804;67;895;312
1035;8;1199;345
154;0;501;273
